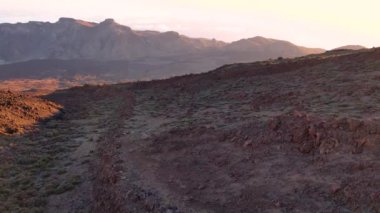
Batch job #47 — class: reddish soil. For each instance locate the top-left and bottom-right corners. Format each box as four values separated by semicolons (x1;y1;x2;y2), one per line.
0;90;61;135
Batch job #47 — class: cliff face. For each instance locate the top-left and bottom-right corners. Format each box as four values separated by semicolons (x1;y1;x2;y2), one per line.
0;18;226;62
0;18;326;85
0;18;323;63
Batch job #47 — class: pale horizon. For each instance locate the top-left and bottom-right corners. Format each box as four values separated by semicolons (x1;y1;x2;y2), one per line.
1;0;379;49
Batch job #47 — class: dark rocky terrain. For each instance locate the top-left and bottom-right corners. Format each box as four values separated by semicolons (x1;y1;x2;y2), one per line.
0;48;379;212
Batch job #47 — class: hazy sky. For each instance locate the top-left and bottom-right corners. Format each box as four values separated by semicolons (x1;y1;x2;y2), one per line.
1;0;379;49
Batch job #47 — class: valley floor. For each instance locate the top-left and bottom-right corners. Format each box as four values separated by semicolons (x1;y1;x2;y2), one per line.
1;49;380;212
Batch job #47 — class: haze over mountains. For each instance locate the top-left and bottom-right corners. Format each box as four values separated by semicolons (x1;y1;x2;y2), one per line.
0;18;326;86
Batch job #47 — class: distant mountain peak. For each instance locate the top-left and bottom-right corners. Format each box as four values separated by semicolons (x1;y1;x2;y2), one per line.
100;18;117;25
333;45;367;51
57;17;95;27
251;36;271;41
58;17;76;23
161;31;181;39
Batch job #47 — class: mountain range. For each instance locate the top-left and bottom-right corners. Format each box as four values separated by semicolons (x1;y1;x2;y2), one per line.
0;18;327;86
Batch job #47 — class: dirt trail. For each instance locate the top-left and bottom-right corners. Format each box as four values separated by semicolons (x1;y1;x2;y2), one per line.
0;85;136;212
110;50;380;212
46;97;120;212
45;86;137;213
113;87;379;212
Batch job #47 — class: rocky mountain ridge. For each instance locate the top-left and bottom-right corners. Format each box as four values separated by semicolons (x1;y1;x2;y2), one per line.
0;18;324;63
0;17;326;85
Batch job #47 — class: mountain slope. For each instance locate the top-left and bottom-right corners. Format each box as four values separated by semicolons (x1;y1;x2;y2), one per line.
333;45;367;50
0;90;61;134
0;59;130;80
223;36;324;63
1;48;379;212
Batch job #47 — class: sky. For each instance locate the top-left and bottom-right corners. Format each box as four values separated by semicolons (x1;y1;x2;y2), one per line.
0;0;379;49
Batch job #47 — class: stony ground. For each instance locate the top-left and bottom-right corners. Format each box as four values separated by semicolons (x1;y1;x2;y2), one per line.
0;91;61;135
0;49;380;212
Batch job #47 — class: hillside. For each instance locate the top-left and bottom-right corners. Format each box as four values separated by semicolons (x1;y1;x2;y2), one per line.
333;45;367;50
0;18;325;89
0;91;61;134
0;48;379;212
0;59;129;92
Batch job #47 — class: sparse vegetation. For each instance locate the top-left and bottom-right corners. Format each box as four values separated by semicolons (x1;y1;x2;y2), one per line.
1;49;380;212
0;90;61;135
